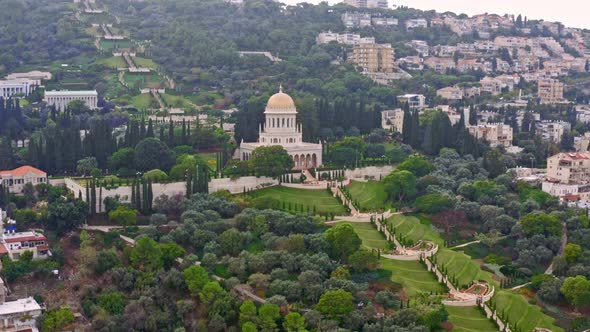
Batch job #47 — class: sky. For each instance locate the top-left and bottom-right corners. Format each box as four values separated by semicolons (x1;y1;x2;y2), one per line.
281;0;590;29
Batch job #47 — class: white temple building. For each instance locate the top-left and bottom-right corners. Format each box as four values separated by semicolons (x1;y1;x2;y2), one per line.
239;87;323;169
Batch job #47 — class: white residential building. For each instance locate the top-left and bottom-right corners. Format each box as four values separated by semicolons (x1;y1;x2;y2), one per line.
405;18;428;31
44;90;98;111
535;121;571;143
397;94;426;109
316;31;375;45
0;208;51;261
406;40;429;57
576;105;590;123
0;278;42;332
381;109;404;132
467;123;513;147
341;12;372;28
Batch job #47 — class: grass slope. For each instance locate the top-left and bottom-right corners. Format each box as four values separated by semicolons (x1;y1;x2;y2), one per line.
249;186;346;215
339;222;389;250
380;259;447;297
446;306;498;332
347;181;390;212
388;214;562;331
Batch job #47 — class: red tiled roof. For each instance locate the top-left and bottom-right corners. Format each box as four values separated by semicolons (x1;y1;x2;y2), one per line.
0;165;46;177
0;244;7;255
4;235;47;243
562;194;580;201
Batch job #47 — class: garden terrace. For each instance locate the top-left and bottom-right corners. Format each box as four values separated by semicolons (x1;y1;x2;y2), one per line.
245;186;347;216
446;306;499;332
345;180;391;212
387;214;563;331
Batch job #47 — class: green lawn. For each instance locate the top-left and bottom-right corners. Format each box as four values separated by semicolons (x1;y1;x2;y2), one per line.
99;39;134;51
133;57;158;69
338;222;389;250
380;259;447;297
436;248;494;288
98;56;127;69
248;186;347;215
347;181;390;212
129;94;155;110
123;72;165;89
446;306;498;332
493;291;564;332
162;93;195;110
388;214;442;245
197;152;217;171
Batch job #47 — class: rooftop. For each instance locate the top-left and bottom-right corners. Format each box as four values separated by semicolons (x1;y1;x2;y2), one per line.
0;166;46;177
2;231;47;244
0;297;41;316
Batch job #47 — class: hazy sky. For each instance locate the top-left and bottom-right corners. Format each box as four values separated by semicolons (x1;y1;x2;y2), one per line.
281;0;590;29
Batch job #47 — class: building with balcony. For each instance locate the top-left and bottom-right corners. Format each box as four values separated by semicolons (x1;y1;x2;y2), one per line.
535;121;571;143
350;43;395;74
467;123;513;147
546;152;590;184
397;94;426;109
538;79;565;104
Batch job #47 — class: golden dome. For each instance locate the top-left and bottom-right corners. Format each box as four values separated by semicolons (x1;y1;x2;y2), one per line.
266;86;296;111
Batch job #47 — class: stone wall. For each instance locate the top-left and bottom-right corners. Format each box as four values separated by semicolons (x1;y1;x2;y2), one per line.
208;176;277;194
59;178;185;212
345;165;394;181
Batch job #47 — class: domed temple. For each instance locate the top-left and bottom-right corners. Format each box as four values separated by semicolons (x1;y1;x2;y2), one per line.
238;87;323;169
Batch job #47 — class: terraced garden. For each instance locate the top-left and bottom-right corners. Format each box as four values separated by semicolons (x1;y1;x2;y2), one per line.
248;186;347;215
388;214;563;331
346;180;391;212
380;259;447;297
446;306;498;332
337;221;446;297
493;291;563;332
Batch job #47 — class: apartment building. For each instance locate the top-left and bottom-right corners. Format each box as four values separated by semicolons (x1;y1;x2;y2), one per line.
350;43;395;74
423;57;456;73
341;12;372;28
381;109;404;132
480;76;503;95
535;120;571;143
575;105;590;123
467;123;513;147
343;0;387;9
406;40;429;56
405;18;428;31
538;79;565;104
397;94;426;109
546;152;590;184
316;31;375;45
436;86;463;100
